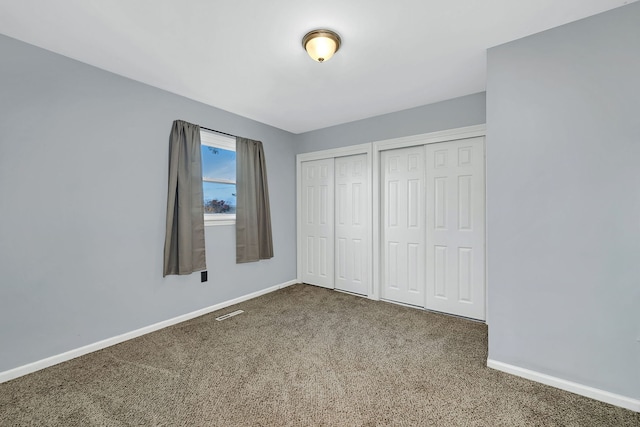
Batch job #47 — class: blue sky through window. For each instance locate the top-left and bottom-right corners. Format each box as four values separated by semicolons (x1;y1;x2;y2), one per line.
201;146;236;212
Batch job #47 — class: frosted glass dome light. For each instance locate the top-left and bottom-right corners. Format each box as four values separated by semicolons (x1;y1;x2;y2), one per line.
302;29;341;63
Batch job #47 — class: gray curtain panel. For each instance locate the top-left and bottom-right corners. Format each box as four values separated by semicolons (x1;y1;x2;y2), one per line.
236;137;274;263
163;120;207;276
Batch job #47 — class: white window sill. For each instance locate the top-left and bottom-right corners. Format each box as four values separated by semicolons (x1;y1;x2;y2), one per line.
205;214;236;227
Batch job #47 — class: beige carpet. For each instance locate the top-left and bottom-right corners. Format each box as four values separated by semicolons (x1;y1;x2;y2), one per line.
1;284;638;426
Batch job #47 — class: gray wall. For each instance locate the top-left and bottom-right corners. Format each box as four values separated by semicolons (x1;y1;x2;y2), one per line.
296;92;486;153
486;3;640;398
0;34;297;372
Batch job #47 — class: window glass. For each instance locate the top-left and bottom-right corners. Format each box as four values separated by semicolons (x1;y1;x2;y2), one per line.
200;131;236;224
201;146;236;182
203;182;236;214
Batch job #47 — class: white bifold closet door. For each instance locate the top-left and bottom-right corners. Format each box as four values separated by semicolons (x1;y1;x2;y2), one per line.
381;137;486;320
300;158;334;288
381;146;426;307
425;138;485;320
334;154;368;295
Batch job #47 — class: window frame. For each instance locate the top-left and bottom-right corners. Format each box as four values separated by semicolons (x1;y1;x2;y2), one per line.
200;130;236;226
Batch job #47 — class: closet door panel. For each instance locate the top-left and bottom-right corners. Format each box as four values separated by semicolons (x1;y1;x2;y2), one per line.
425;137;485;320
335;154;369;295
381;147;426;306
301;159;335;289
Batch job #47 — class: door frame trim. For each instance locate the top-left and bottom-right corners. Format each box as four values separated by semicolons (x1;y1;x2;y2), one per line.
372;124;487;315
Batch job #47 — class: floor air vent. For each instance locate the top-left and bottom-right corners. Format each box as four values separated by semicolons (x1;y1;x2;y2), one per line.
215;310;244;321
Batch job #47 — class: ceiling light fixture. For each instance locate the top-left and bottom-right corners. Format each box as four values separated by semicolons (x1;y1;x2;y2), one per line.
302;29;341;63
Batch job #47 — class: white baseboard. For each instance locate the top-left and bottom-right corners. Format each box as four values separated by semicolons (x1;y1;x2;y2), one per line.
487;359;639;412
278;279;298;289
0;279;299;384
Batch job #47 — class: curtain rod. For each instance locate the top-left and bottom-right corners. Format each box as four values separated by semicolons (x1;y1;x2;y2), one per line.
199;126;237;138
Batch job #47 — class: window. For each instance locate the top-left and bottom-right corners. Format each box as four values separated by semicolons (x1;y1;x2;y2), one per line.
200;130;236;225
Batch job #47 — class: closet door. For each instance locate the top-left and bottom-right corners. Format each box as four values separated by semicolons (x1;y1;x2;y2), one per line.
381;146;426;306
301;159;334;289
335;154;369;295
425;137;485;320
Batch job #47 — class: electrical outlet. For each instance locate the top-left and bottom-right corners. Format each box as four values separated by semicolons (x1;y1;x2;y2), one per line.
201;271;208;282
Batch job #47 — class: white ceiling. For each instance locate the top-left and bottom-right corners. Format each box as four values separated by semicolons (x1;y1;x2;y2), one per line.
0;0;634;133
